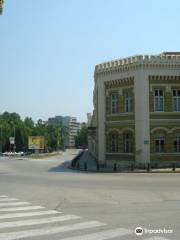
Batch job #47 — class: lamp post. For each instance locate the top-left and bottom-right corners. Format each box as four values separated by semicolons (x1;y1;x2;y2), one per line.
0;127;2;153
13;125;16;153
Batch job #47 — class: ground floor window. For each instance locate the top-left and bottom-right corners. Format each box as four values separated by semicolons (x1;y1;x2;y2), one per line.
155;134;165;152
124;133;132;153
174;138;180;152
110;133;118;152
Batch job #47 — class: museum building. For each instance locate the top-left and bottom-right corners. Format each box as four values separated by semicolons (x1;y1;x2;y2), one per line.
88;52;180;168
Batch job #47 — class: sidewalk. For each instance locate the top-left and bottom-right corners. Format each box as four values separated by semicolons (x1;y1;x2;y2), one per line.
70;151;180;173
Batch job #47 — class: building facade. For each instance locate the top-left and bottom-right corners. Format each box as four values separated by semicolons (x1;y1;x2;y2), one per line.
48;116;80;148
88;52;180;168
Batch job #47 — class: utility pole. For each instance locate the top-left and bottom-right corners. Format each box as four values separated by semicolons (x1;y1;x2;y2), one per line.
13;125;15;153
0;127;2;153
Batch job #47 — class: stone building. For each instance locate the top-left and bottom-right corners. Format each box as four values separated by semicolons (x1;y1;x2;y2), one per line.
88;52;180;168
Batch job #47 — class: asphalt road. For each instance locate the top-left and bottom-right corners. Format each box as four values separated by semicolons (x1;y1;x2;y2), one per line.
0;149;179;240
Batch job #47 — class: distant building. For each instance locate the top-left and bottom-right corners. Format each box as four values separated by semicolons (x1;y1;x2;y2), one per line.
88;52;180;168
87;113;92;126
47;116;80;148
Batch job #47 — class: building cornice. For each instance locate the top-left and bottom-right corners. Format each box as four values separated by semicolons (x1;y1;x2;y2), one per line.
95;54;180;77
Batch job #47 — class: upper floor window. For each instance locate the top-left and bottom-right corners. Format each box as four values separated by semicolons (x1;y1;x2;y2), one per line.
111;93;118;114
172;90;180;112
110;133;118;152
125;92;133;112
174;138;180;152
154;89;164;112
155;133;165;152
124;132;132;153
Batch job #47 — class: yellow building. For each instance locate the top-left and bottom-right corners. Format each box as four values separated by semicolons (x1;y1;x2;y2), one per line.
88;52;180;168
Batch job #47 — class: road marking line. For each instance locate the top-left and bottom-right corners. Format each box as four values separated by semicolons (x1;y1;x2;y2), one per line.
0;202;30;207
0;198;18;202
0;195;8;198
58;228;133;240
0;205;45;212
0;221;106;240
143;237;170;240
0;215;81;228
0;210;60;219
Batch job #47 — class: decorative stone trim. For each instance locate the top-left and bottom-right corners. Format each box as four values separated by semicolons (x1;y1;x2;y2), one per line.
106;127;135;134
106;128;121;134
170;127;180;133
151;127;170;134
105;77;134;88
149;75;180;81
95;55;180;77
106;113;134;117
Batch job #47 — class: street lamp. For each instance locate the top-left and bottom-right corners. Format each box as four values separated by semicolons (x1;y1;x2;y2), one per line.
13;125;16;153
0;127;2;153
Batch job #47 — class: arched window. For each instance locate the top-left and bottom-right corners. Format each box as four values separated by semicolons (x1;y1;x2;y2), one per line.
123;132;132;153
110;133;118;152
155;133;165;152
174;138;180;152
111;92;118;114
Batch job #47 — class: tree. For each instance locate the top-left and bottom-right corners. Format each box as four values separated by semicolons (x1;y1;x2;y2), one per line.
75;125;88;148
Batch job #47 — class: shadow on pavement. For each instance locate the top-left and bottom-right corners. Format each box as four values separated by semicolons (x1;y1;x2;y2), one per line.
48;160;78;173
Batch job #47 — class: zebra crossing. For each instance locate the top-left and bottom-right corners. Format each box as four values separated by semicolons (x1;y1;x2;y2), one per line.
0;195;172;240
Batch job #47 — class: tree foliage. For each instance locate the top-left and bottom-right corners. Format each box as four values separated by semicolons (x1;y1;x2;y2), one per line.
75;125;88;148
0;112;67;152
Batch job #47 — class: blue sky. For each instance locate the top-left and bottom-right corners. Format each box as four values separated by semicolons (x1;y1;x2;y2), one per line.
0;0;180;122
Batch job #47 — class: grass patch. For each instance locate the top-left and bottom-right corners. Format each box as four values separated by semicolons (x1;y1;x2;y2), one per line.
25;152;60;159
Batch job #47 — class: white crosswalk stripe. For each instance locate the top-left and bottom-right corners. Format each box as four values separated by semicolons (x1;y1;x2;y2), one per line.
0;215;81;228
0;205;45;211
0;210;60;219
0;221;106;240
0;198;18;202
58;228;133;240
143;237;171;240
0;195;172;240
0;202;30;207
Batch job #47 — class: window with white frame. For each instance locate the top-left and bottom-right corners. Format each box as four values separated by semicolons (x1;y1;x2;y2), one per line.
110;133;118;152
172;90;180;112
111;92;118;114
124;132;132;153
154;89;164;111
125;92;133;112
174;138;180;152
155;133;165;152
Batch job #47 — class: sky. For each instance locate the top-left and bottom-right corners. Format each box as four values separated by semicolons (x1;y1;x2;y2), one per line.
0;0;180;122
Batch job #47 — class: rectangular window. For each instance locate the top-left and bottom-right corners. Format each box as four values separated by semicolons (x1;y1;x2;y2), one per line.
125;92;133;113
174;138;180;152
155;138;164;152
172;90;180;112
154;89;164;111
124;133;132;153
111;93;118;114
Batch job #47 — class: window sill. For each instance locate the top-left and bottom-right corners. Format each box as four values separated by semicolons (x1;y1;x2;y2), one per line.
107;113;134;116
106;152;135;155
